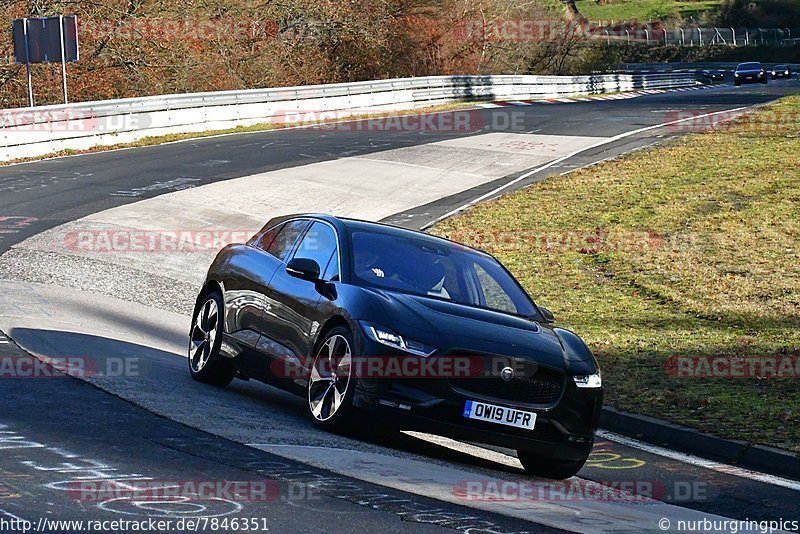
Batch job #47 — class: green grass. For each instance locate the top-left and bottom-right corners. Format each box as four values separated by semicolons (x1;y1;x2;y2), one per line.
431;96;800;452
575;0;724;22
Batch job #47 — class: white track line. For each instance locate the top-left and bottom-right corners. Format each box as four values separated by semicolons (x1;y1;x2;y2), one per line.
403;429;800;493
598;430;800;492
421;105;749;230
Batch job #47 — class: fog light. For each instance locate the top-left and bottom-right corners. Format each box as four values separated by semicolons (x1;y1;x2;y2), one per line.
573;373;602;388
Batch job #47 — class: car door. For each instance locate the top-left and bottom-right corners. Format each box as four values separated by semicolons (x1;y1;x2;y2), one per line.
223;222;286;343
257;220;339;374
229;218;310;377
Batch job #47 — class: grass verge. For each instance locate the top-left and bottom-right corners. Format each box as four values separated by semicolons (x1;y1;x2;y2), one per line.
431;95;800;452
574;0;724;22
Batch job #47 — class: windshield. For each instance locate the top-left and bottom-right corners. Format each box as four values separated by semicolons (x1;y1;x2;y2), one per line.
738;62;762;70
349;229;538;318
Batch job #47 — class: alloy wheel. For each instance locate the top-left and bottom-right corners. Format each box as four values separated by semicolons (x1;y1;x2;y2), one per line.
308;334;352;422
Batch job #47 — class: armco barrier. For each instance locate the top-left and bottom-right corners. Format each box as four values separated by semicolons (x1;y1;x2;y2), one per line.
0;72;698;162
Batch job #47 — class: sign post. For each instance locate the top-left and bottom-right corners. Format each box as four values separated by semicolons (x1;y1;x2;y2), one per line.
17;18;34;107
12;15;79;107
59;15;67;104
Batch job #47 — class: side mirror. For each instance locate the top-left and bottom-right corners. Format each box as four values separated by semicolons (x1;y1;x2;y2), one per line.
286;258;320;281
539;306;555;324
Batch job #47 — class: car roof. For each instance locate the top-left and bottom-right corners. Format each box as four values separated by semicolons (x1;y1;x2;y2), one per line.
289;213;492;257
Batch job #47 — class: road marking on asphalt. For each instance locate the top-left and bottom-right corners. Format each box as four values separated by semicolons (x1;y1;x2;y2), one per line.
0;508;29;522
401;431;523;468
584;451;646;470
598;430;800;492
251;443;758;533
421;105;750;230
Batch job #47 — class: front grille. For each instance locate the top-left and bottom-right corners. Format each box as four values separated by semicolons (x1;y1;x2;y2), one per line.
449;354;565;406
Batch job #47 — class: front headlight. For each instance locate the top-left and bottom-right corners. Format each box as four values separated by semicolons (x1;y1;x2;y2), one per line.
360;321;437;357
734;73;740;77
573;372;602;388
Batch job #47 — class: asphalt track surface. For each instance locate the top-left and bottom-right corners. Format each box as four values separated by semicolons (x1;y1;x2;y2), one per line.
0;80;799;533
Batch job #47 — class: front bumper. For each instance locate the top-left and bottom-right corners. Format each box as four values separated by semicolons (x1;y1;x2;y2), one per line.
351;340;602;461
735;74;766;83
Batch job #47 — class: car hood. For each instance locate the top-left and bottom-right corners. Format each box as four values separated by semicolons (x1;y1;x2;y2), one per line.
736;68;763;74
364;288;576;370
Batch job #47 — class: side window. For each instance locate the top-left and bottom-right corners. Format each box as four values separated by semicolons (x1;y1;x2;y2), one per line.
322;250;339;282
473;263;517;314
292;222;339;279
253;223;284;251
267;220;309;261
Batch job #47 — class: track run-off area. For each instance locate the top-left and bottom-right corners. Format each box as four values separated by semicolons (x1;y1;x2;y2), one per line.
0;80;799;533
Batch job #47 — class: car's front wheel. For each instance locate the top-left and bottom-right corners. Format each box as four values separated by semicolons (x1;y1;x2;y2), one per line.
188;291;235;387
517;449;590;479
307;326;357;432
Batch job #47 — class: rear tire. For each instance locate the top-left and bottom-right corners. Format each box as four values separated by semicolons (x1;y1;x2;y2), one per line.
306;326;357;433
188;291;235;387
517;449;590;479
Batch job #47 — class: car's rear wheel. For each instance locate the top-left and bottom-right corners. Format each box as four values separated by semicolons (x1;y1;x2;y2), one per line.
188;291;235;387
517;449;589;479
307;326;356;432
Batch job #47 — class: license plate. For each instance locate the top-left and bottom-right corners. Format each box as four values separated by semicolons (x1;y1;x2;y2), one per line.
463;400;536;430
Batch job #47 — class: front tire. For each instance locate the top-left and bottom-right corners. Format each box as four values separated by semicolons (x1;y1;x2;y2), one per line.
188;291;235;387
307;326;357;433
517;449;590;479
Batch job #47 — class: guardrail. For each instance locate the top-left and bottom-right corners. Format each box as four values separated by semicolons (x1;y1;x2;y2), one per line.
619;62;800;72
0;72;698;162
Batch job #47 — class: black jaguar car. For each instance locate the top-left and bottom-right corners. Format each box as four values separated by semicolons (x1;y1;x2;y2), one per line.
734;62;768;85
188;214;603;478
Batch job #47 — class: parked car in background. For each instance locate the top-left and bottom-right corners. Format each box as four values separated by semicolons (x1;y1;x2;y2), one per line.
734;62;768;86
